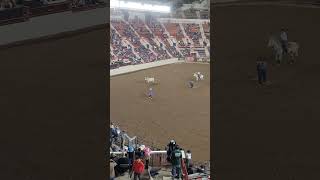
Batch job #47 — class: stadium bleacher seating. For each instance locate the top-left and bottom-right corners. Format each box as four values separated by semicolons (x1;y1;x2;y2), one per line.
110;13;210;68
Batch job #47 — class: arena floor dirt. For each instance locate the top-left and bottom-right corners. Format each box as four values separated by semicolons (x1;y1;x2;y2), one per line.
213;3;320;180
110;63;210;162
0;29;107;180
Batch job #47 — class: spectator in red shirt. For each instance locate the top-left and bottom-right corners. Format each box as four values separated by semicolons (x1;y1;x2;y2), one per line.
131;157;145;180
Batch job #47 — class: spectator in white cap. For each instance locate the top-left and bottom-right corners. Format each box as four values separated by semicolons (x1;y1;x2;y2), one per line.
186;150;192;168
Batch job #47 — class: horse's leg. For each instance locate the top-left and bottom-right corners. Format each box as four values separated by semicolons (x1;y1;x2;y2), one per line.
290;50;297;64
276;54;281;65
279;53;283;64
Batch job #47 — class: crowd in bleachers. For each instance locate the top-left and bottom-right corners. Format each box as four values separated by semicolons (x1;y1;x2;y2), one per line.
109;122;210;179
111;14;210;69
184;23;202;47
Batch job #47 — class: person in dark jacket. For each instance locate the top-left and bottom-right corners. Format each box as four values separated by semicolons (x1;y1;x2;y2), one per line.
128;146;135;174
260;59;268;84
171;145;182;179
166;140;176;162
135;148;144;159
256;57;263;85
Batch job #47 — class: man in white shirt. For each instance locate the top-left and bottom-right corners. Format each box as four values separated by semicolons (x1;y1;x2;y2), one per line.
185;150;192;168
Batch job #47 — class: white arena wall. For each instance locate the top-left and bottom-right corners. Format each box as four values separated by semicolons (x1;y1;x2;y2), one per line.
110;58;182;76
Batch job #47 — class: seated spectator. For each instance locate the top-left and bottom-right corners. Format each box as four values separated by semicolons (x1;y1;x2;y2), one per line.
114;156;130;176
110;158;117;180
187;164;195;175
196;165;205;173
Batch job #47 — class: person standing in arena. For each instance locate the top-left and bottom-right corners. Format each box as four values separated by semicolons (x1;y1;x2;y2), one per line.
256;57;263;85
260;59;268;84
148;87;154;100
280;28;288;54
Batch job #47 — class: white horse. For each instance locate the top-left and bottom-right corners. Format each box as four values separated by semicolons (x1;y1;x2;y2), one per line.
199;74;204;80
268;36;299;64
193;72;204;81
268;36;284;64
145;77;155;84
193;73;199;81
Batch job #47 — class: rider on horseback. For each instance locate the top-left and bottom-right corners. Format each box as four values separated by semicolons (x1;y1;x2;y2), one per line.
280;28;288;54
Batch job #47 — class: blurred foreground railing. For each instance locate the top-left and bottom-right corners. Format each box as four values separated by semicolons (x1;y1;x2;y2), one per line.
110;150;170;167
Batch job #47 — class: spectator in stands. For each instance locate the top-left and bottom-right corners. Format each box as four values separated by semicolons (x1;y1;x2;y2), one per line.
115;156;131;176
171;145;182;179
111;144;121;152
110;129;113;144
166;140;176;162
185;150;192;168
180;148;185;159
196;165;205;173
128;146;134;173
115;125;121;137
135;148;144;159
187;164;195;175
120;130;126;149
110;158;117;180
131;157;145;180
143;146;151;170
110;124;117;145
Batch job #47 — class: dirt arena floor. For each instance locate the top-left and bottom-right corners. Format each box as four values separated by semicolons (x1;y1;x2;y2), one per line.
110;63;210;162
0;29;107;180
213;3;320;179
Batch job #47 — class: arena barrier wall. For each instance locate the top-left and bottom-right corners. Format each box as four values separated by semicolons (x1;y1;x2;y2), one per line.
110;58;182;76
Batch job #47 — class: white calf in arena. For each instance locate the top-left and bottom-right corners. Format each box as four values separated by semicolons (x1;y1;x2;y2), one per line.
145;77;155;84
